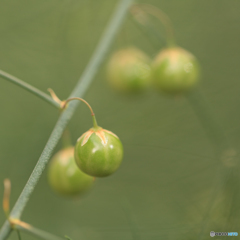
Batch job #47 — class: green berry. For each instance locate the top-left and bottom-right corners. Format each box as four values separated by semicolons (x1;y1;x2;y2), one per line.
48;147;94;197
106;47;151;93
75;127;123;177
152;47;200;94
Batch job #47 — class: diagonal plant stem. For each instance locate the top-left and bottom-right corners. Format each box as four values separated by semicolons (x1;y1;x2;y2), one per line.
129;14;164;50
186;89;237;239
16;230;22;240
11;219;66;240
121;198;141;240
0;0;133;239
0;70;60;108
186;88;231;151
130;4;175;47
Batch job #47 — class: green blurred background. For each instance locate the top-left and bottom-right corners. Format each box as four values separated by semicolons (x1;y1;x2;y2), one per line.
0;0;240;239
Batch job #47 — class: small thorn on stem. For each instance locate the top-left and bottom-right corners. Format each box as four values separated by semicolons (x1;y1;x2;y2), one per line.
48;88;66;109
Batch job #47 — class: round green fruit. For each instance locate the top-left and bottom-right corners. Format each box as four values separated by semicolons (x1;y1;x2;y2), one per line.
106;47;151;93
48;147;94;197
152;47;200;94
75;127;123;177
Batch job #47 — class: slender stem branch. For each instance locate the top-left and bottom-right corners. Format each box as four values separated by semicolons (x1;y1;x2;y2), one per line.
16;230;21;240
63;98;94;116
130;3;175;47
64;237;72;240
63;98;99;129
0;70;60;109
186;89;238;239
11;219;66;240
61;129;72;149
0;0;132;239
2;179;67;240
129;14;164;50
186;88;231;151
121;198;141;240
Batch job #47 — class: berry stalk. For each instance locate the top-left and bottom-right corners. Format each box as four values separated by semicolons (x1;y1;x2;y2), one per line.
63;97;99;129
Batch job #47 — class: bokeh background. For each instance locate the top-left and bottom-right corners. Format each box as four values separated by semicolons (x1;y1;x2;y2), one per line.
0;0;240;239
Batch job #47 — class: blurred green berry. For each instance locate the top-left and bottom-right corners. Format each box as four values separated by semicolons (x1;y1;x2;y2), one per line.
48;147;94;197
106;47;151;93
152;47;200;94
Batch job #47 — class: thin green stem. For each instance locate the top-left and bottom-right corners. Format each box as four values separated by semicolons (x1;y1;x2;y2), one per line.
63;97;99;129
61;129;72;149
63;97;94;116
16;230;21;240
0;0;132;239
121;198;141;240
130;4;175;47
186;89;238;239
129;14;164;50
186;88;230;151
14;222;66;240
64;236;72;240
0;70;60;109
92;115;99;129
